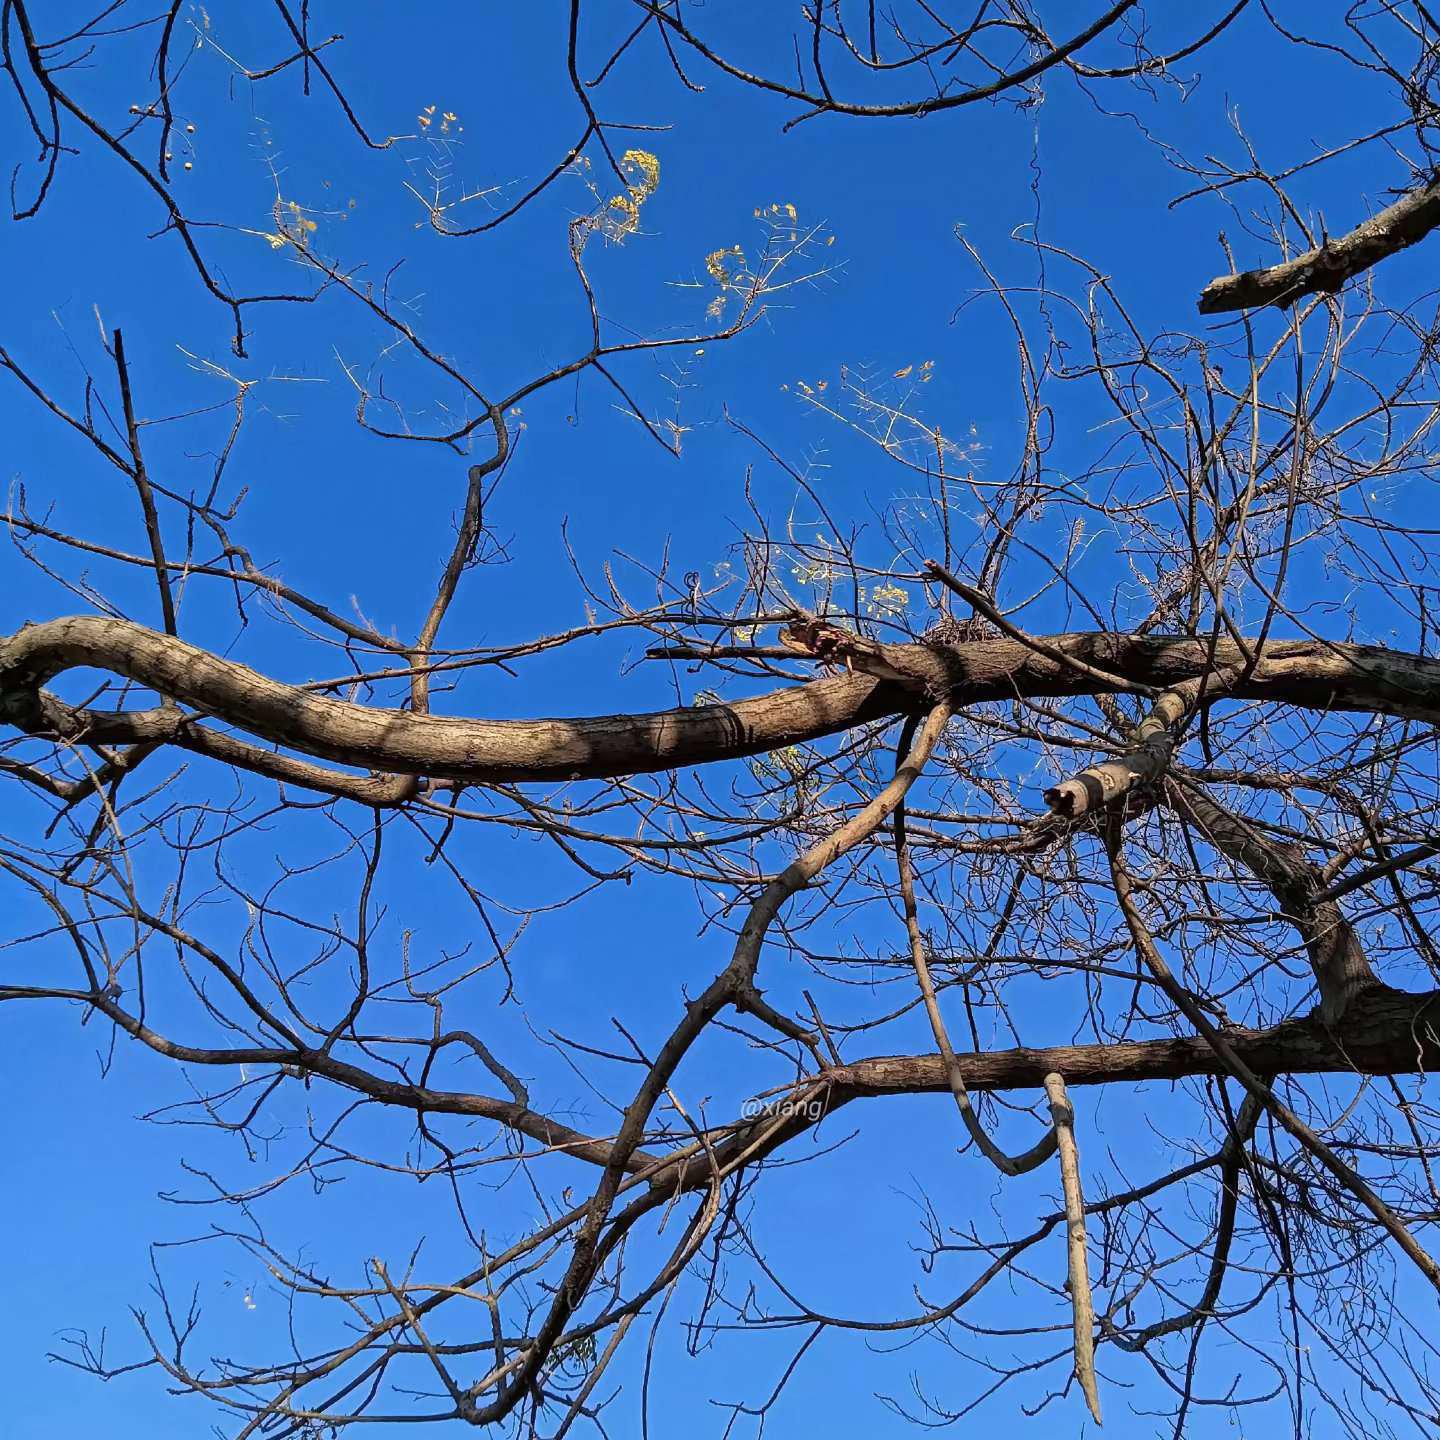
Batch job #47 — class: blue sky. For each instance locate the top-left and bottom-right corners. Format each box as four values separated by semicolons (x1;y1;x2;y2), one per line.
0;4;1429;1437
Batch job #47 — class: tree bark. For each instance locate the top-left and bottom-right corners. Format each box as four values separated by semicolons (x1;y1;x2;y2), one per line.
1198;175;1440;313
7;616;1440;789
824;986;1440;1100
655;986;1440;1193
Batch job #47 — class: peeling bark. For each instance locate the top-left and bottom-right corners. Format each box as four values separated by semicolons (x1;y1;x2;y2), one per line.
1044;668;1239;819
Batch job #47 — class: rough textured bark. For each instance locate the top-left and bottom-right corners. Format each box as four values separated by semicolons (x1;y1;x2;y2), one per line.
823;987;1440;1100
1044;669;1238;819
654;987;1440;1194
1198;175;1440;313
8;616;1440;789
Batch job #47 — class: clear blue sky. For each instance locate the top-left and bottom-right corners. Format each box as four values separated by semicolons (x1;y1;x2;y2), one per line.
0;5;1426;1437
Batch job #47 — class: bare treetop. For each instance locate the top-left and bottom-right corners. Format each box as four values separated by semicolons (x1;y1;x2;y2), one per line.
5;3;1440;1436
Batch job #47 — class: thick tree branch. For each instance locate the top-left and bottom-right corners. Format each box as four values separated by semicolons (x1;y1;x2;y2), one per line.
14;980;1440;1206
821;986;1440;1100
1198;175;1440;313
1044;666;1239;820
7;617;1440;792
658;986;1440;1191
1166;777;1383;1023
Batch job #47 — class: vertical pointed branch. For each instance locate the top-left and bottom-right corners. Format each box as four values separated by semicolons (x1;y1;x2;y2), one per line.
112;329;177;637
1045;1072;1102;1425
410;409;508;714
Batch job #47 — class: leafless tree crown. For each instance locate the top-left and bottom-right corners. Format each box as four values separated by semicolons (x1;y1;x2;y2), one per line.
6;3;1440;1435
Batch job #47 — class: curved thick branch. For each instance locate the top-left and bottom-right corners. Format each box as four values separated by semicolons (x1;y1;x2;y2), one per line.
6;617;1440;790
12;981;1440;1205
